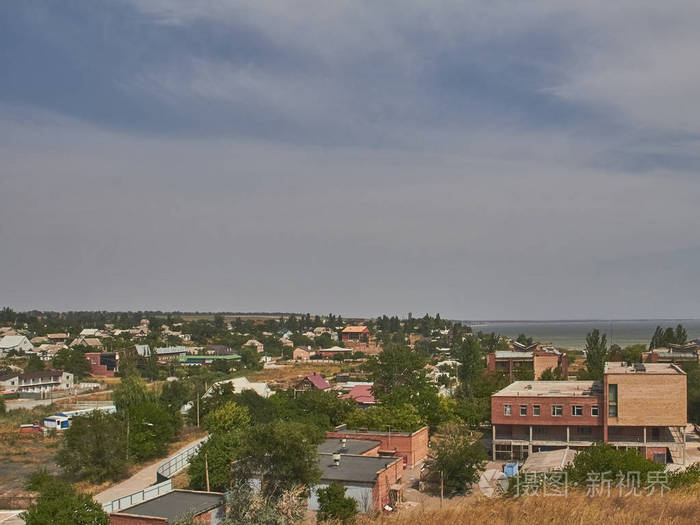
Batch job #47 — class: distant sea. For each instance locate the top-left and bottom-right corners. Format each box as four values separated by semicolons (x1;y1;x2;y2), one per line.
460;319;700;350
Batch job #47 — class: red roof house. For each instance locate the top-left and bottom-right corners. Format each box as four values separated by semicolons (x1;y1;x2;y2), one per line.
295;372;331;392
340;384;376;406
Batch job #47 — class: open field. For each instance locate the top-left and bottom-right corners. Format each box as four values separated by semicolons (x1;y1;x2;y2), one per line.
354;486;700;525
0;435;61;507
243;362;364;388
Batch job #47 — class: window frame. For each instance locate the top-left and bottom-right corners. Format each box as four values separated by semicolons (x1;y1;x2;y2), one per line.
551;405;563;417
504;404;512;416
533;405;541;416
520;405;527;416
591;405;599;417
572;405;583;416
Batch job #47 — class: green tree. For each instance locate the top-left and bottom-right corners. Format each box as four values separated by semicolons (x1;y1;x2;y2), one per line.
515;334;533;346
426;422;487;494
235;421;323;499
25;355;44;372
317;482;358;523
564;443;662;487
240;347;263;370
21;474;108;525
675;324;688;345
539;367;563;380
203;402;250;435
113;375;153;413
453;336;484;397
141;352;160;380
52;347;91;379
56;411;128;482
580;329;608;380
513;364;534;381
189;431;245;491
160;379;193;414
127;401;180;461
366;343;440;427
0;395;6;414
346;404;422;433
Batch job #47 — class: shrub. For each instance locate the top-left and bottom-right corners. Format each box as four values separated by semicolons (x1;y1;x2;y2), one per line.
317;482;358;523
21;474;108;525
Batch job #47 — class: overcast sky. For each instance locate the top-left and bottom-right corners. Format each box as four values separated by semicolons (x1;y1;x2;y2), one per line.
2;1;700;319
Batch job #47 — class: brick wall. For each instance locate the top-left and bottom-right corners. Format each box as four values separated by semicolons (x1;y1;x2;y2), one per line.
326;427;429;467
492;395;603;426
372;458;403;509
604;373;686;427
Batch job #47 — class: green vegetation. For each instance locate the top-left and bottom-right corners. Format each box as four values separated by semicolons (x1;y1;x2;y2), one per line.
425;422;487;494
578;329;609;380
564;443;663;487
55;410;128;482
347;403;422;432
25;355;44;372
52;347;91;379
539;367;563;380
317;482;358;523
649;324;688;349
21;472;108;525
365;343;441;428
235;420;323;499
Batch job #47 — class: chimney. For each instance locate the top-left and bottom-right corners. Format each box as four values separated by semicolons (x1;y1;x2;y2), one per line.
333;454;341;467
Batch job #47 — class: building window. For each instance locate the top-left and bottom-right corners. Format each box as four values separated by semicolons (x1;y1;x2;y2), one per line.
520;405;527;416
591;405;599;416
533;405;540;416
608;384;618;418
551;405;563;416
504;404;512;416
572;405;583;416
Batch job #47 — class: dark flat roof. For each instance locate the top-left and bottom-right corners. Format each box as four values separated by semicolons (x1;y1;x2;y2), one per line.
114;490;224;523
318;454;399;484
318;438;381;456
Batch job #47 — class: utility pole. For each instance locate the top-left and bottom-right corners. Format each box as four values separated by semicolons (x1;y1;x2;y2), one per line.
205;453;210;492
196;391;200;427
440;470;444;508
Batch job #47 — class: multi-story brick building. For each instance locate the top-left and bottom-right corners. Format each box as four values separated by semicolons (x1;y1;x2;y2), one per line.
491;362;687;464
486;343;569;381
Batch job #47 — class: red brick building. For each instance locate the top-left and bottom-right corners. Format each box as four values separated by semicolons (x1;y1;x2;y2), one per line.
486;344;568;381
85;352;119;377
311;438;404;512
326;426;429;468
490;362;687;464
341;326;370;343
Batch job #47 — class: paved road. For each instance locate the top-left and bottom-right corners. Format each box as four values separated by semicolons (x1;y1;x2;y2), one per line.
95;436;207;504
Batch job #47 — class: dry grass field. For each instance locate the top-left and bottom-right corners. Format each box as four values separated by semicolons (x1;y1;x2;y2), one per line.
351;486;700;525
